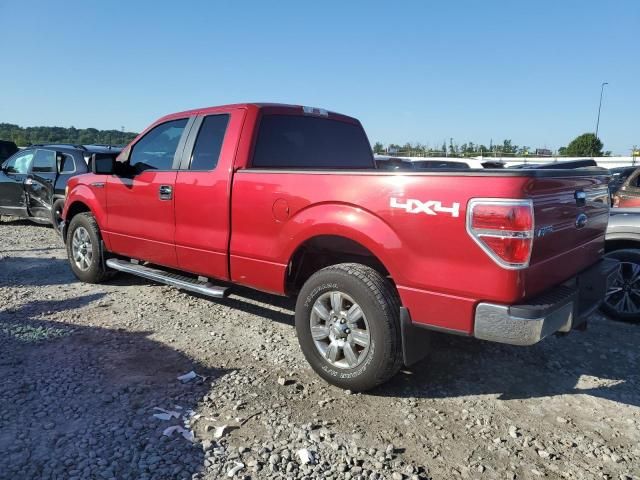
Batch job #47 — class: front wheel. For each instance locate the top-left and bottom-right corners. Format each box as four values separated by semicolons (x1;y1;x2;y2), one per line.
601;249;640;322
50;198;65;233
66;212;112;283
295;263;402;391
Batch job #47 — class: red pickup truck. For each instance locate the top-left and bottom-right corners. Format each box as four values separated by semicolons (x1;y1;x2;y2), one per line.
61;103;616;391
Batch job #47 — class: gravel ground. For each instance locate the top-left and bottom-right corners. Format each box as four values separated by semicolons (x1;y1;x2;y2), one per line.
1;217;639;480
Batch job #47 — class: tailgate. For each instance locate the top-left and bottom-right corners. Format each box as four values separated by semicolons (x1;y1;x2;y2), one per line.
524;174;610;297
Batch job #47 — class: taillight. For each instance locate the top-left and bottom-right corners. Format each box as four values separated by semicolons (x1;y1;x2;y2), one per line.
466;199;534;269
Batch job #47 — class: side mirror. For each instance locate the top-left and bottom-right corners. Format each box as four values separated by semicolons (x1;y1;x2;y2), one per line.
91;154;116;175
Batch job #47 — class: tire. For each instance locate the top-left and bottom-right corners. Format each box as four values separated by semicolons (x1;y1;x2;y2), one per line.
50;198;65;232
601;249;640;322
66;212;112;283
295;263;402;391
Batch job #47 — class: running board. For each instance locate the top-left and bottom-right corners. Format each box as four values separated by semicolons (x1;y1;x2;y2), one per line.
105;259;229;298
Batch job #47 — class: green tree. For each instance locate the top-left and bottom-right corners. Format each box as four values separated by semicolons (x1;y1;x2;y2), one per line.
561;133;603;156
0;123;138;147
373;142;385;154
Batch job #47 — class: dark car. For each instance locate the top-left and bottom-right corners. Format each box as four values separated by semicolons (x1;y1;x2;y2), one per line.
603;208;640;321
0;140;18;162
0;144;120;228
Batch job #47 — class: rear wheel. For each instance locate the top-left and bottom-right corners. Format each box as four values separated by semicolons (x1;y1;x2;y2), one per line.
66;212;112;283
602;249;640;322
295;263;402;391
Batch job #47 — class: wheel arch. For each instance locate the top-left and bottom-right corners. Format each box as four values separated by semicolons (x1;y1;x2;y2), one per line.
279;203;404;295
61;186;107;243
285;234;392;295
605;237;640;253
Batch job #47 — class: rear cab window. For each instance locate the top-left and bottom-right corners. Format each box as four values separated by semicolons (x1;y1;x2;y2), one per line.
251;114;374;169
189;115;229;170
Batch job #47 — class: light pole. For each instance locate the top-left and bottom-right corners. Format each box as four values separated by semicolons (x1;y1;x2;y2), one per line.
595;82;608;140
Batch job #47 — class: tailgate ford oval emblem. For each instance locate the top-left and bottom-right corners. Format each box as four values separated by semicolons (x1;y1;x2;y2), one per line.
575;213;588;229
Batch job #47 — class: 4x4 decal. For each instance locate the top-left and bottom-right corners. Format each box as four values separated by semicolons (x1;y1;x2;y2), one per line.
390;197;460;218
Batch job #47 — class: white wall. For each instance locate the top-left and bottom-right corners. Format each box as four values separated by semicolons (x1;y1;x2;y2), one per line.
375;154;638;169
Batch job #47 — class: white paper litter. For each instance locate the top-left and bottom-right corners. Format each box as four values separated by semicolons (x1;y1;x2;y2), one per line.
227;462;245;477
152;407;181;421
213;425;230;439
177;371;198;382
297;448;316;465
162;425;195;442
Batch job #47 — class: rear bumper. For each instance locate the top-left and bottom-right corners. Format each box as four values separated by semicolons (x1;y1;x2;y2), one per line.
473;258;618;345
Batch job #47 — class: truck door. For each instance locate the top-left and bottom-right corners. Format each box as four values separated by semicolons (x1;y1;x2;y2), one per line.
105;117;192;268
0;150;34;217
173;110;243;280
25;148;57;220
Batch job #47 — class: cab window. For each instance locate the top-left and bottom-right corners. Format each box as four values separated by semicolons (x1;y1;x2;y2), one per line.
189;114;229;170
129;119;188;173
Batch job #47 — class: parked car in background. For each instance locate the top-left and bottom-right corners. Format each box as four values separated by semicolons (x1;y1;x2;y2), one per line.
0;140;18;162
612;166;640;208
374;155;487;170
0;144;120;228
374;156;412;170
61;103;614;391
608;166;638;196
603;208;640;321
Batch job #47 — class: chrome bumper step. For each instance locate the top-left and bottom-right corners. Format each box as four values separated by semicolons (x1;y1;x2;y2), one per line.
105;259;229;298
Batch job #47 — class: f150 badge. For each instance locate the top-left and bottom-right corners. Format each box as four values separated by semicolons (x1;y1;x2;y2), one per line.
390;197;460;217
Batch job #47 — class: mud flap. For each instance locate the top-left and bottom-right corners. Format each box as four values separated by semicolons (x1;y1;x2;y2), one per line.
400;307;432;366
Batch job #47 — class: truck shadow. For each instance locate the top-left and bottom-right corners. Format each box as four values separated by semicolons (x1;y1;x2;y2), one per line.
0;257;76;286
0;294;225;480
376;315;640;408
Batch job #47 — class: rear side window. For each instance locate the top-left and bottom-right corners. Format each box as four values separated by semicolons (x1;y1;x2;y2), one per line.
190;115;229;170
130;118;188;172
251;115;374;169
32;149;56;173
59;154;75;173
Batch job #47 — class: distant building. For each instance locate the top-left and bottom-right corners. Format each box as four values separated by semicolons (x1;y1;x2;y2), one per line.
535;148;553;157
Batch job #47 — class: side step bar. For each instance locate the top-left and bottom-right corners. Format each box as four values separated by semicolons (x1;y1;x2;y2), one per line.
105;259;229;298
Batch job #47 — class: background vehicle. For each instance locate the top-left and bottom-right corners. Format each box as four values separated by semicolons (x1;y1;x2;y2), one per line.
612;166;640;208
62;103;613;391
0;140;18;162
608;166;638;196
603;208;640;321
374;155;487;170
0;144;120;227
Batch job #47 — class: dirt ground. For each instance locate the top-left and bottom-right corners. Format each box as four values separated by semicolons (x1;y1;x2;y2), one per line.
0;218;638;480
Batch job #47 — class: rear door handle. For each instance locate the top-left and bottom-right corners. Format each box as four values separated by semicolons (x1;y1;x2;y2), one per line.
159;185;173;200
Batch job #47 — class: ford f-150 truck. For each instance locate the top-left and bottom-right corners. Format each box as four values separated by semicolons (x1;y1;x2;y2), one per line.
61;103;616;391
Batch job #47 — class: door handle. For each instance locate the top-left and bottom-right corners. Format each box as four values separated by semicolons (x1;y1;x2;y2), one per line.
24;178;33;185
159;185;173;200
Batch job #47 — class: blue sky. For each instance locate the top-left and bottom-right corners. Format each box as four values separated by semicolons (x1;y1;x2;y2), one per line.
1;0;638;154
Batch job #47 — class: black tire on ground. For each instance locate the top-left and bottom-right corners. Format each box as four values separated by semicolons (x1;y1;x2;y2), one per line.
601;249;640;323
66;212;112;283
50;198;65;232
295;263;403;391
